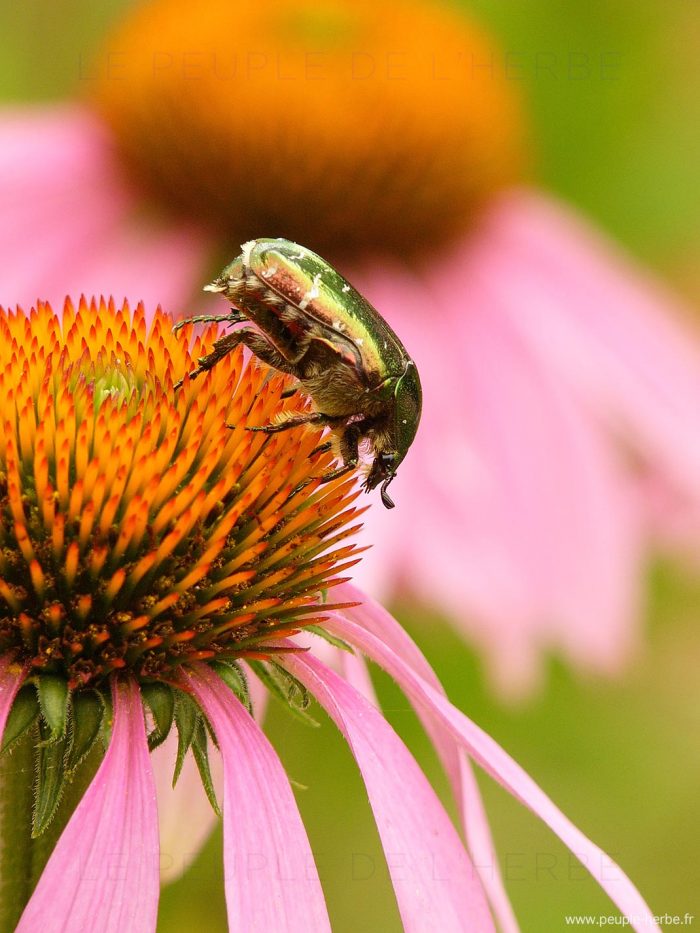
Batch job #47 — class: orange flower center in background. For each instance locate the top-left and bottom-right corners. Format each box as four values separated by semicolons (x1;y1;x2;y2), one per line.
0;300;363;688
93;0;526;259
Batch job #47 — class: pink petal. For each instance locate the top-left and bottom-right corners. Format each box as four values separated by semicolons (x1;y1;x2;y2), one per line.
484;188;700;505
283;652;495;933
328;614;660;933
17;678;159;933
0;106;212;316
151;729;223;884
186;664;331;933
0;653;27;736
333;586;518;933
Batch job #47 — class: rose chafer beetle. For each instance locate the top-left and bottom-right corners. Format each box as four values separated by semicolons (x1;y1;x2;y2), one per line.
174;238;422;508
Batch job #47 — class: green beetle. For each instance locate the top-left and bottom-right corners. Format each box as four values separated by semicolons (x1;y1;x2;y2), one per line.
174;239;422;508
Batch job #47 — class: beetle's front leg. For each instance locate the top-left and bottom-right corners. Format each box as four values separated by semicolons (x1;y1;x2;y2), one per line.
172;307;246;333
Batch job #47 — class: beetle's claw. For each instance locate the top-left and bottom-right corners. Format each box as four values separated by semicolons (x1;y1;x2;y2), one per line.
309;441;333;458
173;367;204;391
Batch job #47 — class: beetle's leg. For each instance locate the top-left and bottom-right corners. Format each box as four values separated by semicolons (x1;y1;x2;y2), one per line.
248;413;346;434
283;420;357;499
317;420;365;484
172;308;246;333
174;327;299;390
317;462;355;484
174;331;242;389
309;441;333;457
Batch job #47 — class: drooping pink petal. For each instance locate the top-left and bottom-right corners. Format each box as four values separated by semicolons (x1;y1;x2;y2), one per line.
332;586;518;933
17;678;159;933
283;651;496;933
483;188;700;508
353;255;641;696
151;728;223;883
186;663;331;933
327;614;660;933
0;653;27;738
0;106;211;316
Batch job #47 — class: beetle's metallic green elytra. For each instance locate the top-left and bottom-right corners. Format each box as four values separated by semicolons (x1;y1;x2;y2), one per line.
175;238;422;508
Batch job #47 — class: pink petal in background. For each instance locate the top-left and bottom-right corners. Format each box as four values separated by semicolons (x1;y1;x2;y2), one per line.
151;729;223;884
354;243;642;696
486;189;700;502
0;106;211;316
0;654;27;738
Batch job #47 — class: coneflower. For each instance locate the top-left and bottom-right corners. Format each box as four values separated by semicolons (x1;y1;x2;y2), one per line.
0;298;658;931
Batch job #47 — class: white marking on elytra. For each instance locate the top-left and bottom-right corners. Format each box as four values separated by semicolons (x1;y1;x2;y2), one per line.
356;338;364;347
341;284;351;293
261;265;278;279
241;240;256;266
332;320;346;332
299;273;322;310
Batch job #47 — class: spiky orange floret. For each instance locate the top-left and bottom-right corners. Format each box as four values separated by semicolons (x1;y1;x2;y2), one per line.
0;298;365;687
93;0;526;258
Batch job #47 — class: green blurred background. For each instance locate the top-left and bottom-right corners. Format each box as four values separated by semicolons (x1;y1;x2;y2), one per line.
2;1;698;930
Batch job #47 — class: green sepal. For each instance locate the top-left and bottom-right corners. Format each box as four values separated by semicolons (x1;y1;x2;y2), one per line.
32;722;70;837
1;685;40;754
36;676;70;743
65;691;105;774
305;625;353;653
192;719;221;817
209;661;252;714
248;661;319;727
142;682;175;750
172;691;198;786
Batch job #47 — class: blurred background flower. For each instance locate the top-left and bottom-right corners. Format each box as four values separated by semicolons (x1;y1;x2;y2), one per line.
1;0;699;929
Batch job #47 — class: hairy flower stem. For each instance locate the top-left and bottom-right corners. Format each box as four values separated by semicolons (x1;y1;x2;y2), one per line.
0;731;100;930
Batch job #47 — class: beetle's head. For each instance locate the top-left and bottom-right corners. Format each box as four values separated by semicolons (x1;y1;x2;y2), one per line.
203;255;246;296
363;362;422;509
